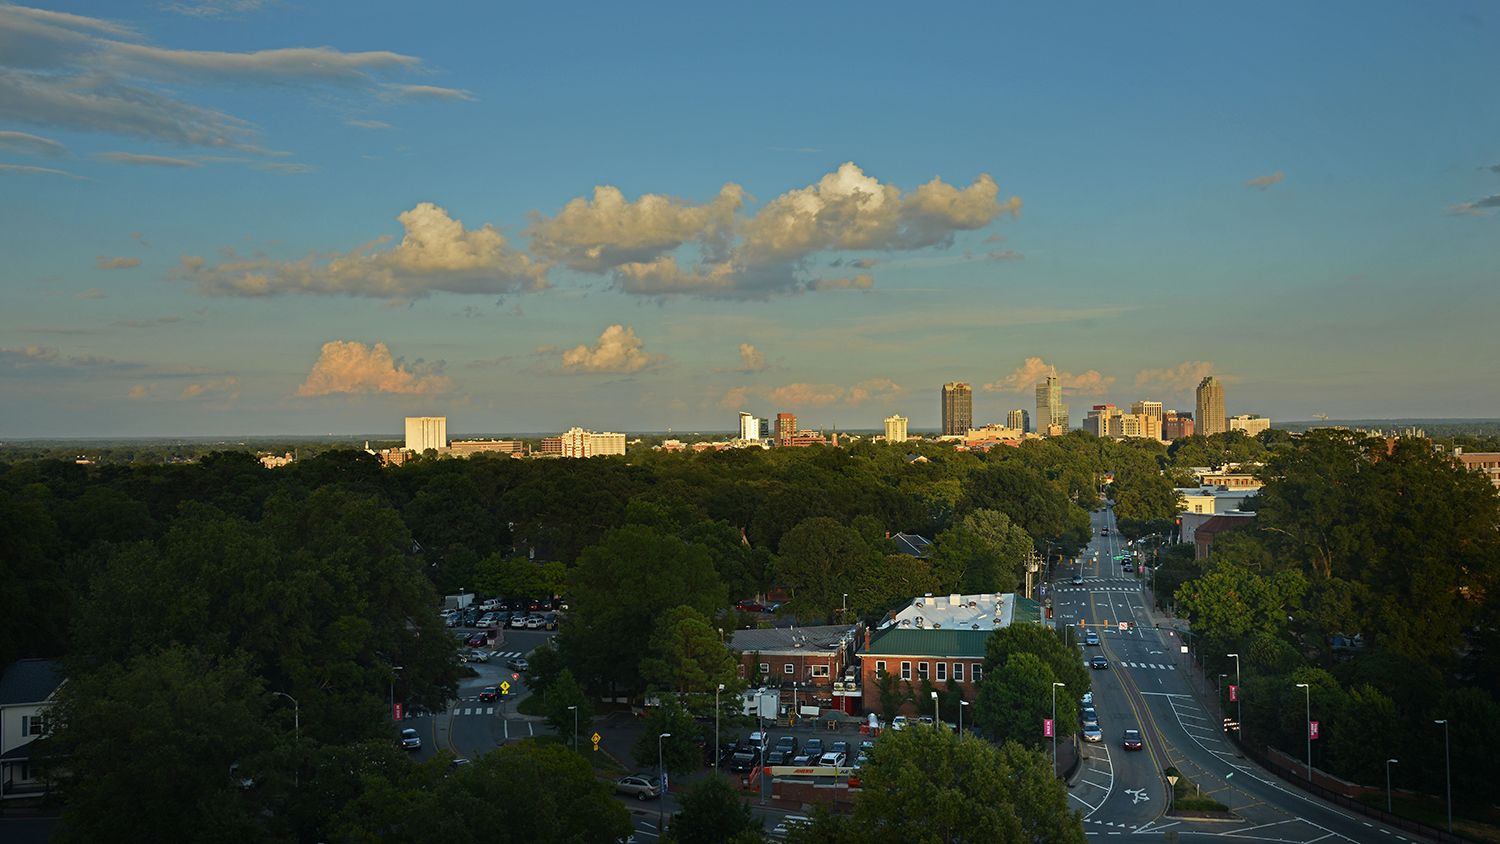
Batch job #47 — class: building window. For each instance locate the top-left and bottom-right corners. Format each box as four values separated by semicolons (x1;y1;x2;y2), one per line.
917;662;929;680
22;714;44;736
811;665;830;678
900;661;911;680
875;660;887;677
783;663;794;675
953;662;964;682
972;664;983;683
759;663;770;675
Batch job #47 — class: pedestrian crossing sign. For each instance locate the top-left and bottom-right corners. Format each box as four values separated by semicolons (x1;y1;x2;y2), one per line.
591;731;602;751
500;681;511;694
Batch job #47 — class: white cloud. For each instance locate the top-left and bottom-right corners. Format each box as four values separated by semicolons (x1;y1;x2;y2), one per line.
96;151;199;167
767;382;844;406
344;118;390;129
76;287;107;299
179;376;238;400
296;340;451;396
181;202;547;298
845;378;903;405
560;324;660;374
528;183;745;272
381;83;475;101
719;385;753;410
96;256;141;269
161;0;271;18
984;356;1114;396
0;162;77;177
0;129;64;156
738;343;766;372
1134;361;1235;394
1246;171;1284;190
127;383;150;399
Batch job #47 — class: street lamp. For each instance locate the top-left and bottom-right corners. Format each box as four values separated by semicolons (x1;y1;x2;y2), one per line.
959;699;969;736
1435;720;1452;833
1385;758;1398;813
1226;653;1241;742
567;704;578;752
930;690;939;724
1295;683;1311;782
389;665;404;722
272;691;299;787
1051;681;1065;777
658;732;671;833
842;593;848;617
1218;674;1226;709
714;683;725;772
792;681;801;725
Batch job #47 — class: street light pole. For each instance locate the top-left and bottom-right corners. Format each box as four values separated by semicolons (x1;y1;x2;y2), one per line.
959;699;969;736
842;593;848;619
1227;653;1241;742
1051;681;1065;777
714;683;725;772
1385;758;1398;813
273;691;299;787
930;690;939;725
1295;682;1311;782
568;705;578;752
658;731;671;833
1435;719;1452;833
389;665;404;722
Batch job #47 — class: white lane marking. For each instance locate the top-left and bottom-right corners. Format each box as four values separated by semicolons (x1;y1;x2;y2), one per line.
1080;777;1112;790
486;707;494;715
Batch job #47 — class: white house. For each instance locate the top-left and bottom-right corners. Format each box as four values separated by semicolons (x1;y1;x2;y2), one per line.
1;659;64;800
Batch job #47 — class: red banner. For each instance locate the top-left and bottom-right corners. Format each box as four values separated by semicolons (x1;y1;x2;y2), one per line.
1228;684;1238;702
393;702;403;722
1043;718;1054;737
1309;720;1320;740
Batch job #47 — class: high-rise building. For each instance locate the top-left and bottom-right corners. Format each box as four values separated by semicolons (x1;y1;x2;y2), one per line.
552;427;626;458
759;418;771;440
1228;414;1271;436
1196;377;1226;436
738;412;761;441
775;412;797;444
941;383;973;436
1130;400;1164;440
1163;410;1195;440
1035;370;1068;435
404;416;448;452
1007;408;1030;433
1084;405;1119;437
884;415;909;443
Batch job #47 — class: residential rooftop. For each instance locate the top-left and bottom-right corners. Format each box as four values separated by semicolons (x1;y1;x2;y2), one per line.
729;625;857;656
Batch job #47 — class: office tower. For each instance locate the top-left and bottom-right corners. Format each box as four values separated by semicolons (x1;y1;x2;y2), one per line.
885;415;909;443
1196;376;1226;436
1130;400;1164;440
1007;408;1030;433
1228;414;1271;436
1035;370;1068;435
738;412;761;441
759;417;770;440
775;412;797;444
941;382;973;436
1162;410;1195;440
404;416;448;452
1084;405;1118;437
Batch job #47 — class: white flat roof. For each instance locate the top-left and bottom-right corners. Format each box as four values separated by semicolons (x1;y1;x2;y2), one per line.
878;592;1014;632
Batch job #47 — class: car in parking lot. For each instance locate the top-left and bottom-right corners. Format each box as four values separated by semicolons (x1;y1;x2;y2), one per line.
615;775;660;800
804;738;823;757
480;598;503;611
1083;724;1103;742
400;728;421;750
831;740;849;756
818;751;847;767
1081;707;1098;727
507;657;529;672
734;600;766;613
509;613;527;628
775;735;798;756
766;750;788;765
464;633;488;647
1080;691;1093;706
543;612;559;630
1084;630;1100;646
479;686;498;702
1090;655;1109;670
466;649;490;663
1122;729;1142;751
890;716;909;730
729;751;757;772
526;615;545;629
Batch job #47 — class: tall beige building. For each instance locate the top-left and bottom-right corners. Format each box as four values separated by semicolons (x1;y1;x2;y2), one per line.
1196;377;1226;436
1130;400;1164;440
884;415;909;443
1035;370;1068;434
1007;408;1030;433
404;416;448;452
941;383;973;436
1228;414;1271;436
554;427;626;458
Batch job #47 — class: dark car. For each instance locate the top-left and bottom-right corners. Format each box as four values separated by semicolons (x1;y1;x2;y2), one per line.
543;612;559;630
465;632;487;647
1090;655;1109;670
478;686;498;702
1101;527;1110;535
804;738;823;757
775;735;798;756
1123;729;1143;751
766;750;788;765
729;751;757;772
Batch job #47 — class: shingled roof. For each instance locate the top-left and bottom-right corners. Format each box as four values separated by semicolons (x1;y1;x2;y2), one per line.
0;659;64;707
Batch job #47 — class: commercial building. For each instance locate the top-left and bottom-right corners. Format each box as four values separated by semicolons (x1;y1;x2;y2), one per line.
1195;377;1226;436
404;416;448;452
1162;410;1194;440
738;412;762;441
1083;404;1119;437
964;423;1025;445
940;383;972;437
447;439;525;457
775;412;798;444
1228;414;1271;436
540;427;626;458
1177;486;1257;515
728;625;862;714
1035;370;1068;435
884;415;909;443
1007;408;1030;433
1;659;63;801
1454;449;1500;489
1131;400;1164;440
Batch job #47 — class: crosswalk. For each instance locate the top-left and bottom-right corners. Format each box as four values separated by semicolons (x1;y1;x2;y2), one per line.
452;705;498;717
488;651;527;660
1056;586;1140;593
1120;661;1175;671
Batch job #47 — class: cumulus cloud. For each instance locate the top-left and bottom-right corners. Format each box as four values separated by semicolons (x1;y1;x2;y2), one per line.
767;383;845;406
0;129;64;156
179;376;238;400
809;273;873;291
719;385;753;410
528;183;745;272
96;151;200;167
984;356;1115;395
1246;171;1285;190
127;383;150;399
181;202;546;298
1447;194;1500;216
96;255;141;269
846;378;903;405
738;343;767;372
1134;361;1225;393
161;0;271;17
560;324;660;374
296;340;451;396
0;4;463;152
75;287;106;299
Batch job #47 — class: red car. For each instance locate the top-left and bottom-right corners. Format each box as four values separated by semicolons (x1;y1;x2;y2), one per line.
735;600;766;613
465;633;488;647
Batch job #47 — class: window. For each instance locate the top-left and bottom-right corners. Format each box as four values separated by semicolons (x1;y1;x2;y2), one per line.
900;661;911;680
972;664;983;683
783;663;794;675
811;665;830;678
953;662;964;682
759;663;770;675
936;662;947;681
875;660;887;677
22;714;44;736
917;662;929;680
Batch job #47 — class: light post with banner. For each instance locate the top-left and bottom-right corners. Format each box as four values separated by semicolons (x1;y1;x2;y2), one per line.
1050;681;1065;776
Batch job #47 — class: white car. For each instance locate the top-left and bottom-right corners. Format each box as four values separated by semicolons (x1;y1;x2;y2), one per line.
525;615;545;629
479;598;503;611
890;715;909;731
1083;724;1103;742
818;751;846;767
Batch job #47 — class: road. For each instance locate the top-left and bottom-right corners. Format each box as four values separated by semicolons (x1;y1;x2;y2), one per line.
1051;504;1431;842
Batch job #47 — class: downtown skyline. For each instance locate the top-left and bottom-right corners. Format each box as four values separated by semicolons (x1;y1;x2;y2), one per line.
3;1;1499;437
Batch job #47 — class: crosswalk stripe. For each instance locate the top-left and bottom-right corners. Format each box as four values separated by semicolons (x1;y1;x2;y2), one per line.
486;706;494;715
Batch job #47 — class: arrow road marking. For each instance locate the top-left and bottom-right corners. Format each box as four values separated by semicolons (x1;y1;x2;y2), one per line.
1124;787;1150;805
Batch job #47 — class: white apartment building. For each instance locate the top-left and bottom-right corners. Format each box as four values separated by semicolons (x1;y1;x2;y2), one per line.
558;427;626;458
404;416;448;452
884;415;909;443
738;412;762;441
1228;414;1272;436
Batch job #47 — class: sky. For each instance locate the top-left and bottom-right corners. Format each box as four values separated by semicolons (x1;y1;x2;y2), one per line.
2;1;1498;438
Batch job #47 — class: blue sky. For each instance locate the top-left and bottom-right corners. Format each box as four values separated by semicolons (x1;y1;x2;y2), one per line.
2;1;1497;437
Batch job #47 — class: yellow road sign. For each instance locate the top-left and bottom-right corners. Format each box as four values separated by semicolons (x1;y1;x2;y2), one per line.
591;731;602;751
500;681;511;694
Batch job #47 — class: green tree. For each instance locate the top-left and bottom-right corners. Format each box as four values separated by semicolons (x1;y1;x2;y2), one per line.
974;652;1075;749
542;669;593;749
633;696;703;776
1174;560;1307;641
640;605;740;696
773;517;880;618
671;774;764;844
983;623;1090;703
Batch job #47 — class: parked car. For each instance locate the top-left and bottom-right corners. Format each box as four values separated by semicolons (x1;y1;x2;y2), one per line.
1090;655;1109;670
509;614;527;628
1122;729;1143;751
729;751;757;772
479;686;498;702
480;598;503;611
526;615;545;629
400;728;421;751
507;657;529;672
543;612;559;630
890;716;909;731
804;738;823;757
1082;706;1098;725
1085;630;1100;646
766;750;788;765
818;751;846;767
734;600;766;613
775;735;798;756
792;750;813;765
615;775;660;801
1101;527;1110;535
764;602;782;613
465;633;488;647
831;740;849;756
859;739;875;753
1080;691;1094;706
1083;724;1103;742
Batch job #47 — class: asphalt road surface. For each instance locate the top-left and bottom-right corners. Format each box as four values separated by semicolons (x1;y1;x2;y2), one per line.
1051;504;1431;842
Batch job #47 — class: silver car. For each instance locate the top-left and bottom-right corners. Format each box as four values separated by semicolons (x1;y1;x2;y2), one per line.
615;775;660;801
1082;724;1103;742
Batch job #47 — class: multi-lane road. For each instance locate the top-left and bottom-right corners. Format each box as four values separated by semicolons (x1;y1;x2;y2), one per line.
1052;504;1430;842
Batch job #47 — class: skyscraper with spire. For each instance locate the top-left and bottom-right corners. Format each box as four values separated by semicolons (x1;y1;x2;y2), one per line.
1035;369;1068;435
1196;376;1226;436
